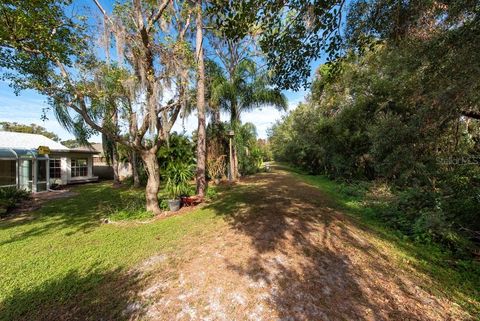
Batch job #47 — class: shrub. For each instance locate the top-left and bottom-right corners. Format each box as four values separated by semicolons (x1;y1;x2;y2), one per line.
164;162;195;199
0;187;30;216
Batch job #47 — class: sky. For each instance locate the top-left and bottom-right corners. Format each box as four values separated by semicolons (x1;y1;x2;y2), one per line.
0;0;323;142
0;81;309;141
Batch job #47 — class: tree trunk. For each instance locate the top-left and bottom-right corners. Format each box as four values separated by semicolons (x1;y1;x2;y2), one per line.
230;109;240;181
195;0;207;197
141;150;162;215
212;109;221;125
232;144;239;180
110;108;121;187
132;151;140;188
112;144;121;187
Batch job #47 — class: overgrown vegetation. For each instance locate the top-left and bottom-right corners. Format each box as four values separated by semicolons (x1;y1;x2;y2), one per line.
283;165;480;316
269;1;480;255
0;122;60;142
204;122;267;179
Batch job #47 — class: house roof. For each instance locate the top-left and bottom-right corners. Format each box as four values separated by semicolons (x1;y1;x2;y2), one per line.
66;143;103;155
0;131;69;150
0;132;98;154
90;143;104;156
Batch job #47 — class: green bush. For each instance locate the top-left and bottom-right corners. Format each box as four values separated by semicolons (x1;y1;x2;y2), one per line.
206;186;218;200
158;133;196;174
164;162;195;199
0;187;30;216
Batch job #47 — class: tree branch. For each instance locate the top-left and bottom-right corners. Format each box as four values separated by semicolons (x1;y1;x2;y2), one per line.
461;110;480;120
146;0;170;32
92;0;115;26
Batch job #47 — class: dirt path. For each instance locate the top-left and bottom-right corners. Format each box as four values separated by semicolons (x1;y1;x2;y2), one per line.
134;169;470;321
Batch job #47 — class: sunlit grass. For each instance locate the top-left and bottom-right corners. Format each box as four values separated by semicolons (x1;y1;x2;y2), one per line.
0;182;221;320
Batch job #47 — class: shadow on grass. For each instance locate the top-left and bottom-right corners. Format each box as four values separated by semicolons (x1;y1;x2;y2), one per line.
280;164;480;317
206;169;432;320
0;264;145;321
0;183;145;245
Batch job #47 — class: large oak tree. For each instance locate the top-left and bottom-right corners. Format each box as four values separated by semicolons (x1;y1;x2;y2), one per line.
0;0;195;214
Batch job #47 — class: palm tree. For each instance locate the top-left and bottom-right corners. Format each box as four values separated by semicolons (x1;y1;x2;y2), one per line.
210;59;287;179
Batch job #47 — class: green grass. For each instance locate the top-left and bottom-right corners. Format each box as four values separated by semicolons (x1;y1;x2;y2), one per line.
1;171;479;319
280;164;480;317
0;182;222;320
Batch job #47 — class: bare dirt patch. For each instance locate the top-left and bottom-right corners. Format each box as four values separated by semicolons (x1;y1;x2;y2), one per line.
133;169;472;320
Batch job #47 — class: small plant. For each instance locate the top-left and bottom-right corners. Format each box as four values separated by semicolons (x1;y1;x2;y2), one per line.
164;162;194;200
99;193;154;222
206;186;218;200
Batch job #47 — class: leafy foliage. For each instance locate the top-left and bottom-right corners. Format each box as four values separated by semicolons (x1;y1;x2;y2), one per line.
158;133;196;174
234;123;265;175
0;187;30;216
209;59;287;124
269;41;480;253
164;163;195;199
209;0;345;90
157;133;196;199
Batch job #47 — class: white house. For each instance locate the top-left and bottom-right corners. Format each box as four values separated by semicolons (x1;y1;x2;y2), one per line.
0;132;98;192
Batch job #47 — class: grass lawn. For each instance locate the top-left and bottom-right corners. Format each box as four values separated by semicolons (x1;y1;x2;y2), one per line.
1;170;479;320
281;164;480;317
0;182;222;321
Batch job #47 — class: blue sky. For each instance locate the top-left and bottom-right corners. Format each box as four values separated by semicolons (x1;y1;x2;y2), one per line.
0;0;323;141
0;81;310;141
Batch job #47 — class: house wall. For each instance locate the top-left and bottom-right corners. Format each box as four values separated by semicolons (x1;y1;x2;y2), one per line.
92;156;133;181
49;152;97;186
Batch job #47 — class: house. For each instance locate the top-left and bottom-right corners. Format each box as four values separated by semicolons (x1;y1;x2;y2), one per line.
0;132;99;192
90;143;133;180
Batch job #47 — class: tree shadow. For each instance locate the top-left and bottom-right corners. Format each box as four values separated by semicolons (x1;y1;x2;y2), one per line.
0;264;145;321
206;171;453;320
0;183;142;245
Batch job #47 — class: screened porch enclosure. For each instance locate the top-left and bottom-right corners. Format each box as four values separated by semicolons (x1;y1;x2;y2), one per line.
0;148;50;192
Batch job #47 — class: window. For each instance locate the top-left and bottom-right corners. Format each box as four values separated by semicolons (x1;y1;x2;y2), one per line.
0;160;16;186
71;158;88;177
38;160;47;181
49;159;61;179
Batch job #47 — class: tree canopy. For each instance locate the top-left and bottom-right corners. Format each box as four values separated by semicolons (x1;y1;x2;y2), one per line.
210;0;346;90
269;0;480;254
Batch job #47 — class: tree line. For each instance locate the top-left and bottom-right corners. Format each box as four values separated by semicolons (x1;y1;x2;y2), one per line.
269;0;480;253
0;0;293;213
2;0;478;237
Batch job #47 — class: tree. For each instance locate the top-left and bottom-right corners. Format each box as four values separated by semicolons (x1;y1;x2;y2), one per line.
210;57;287;179
195;0;207;197
204;60;226;125
344;0;480;123
0;122;60;141
60;139;83;148
210;0;346;90
0;0;194;214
